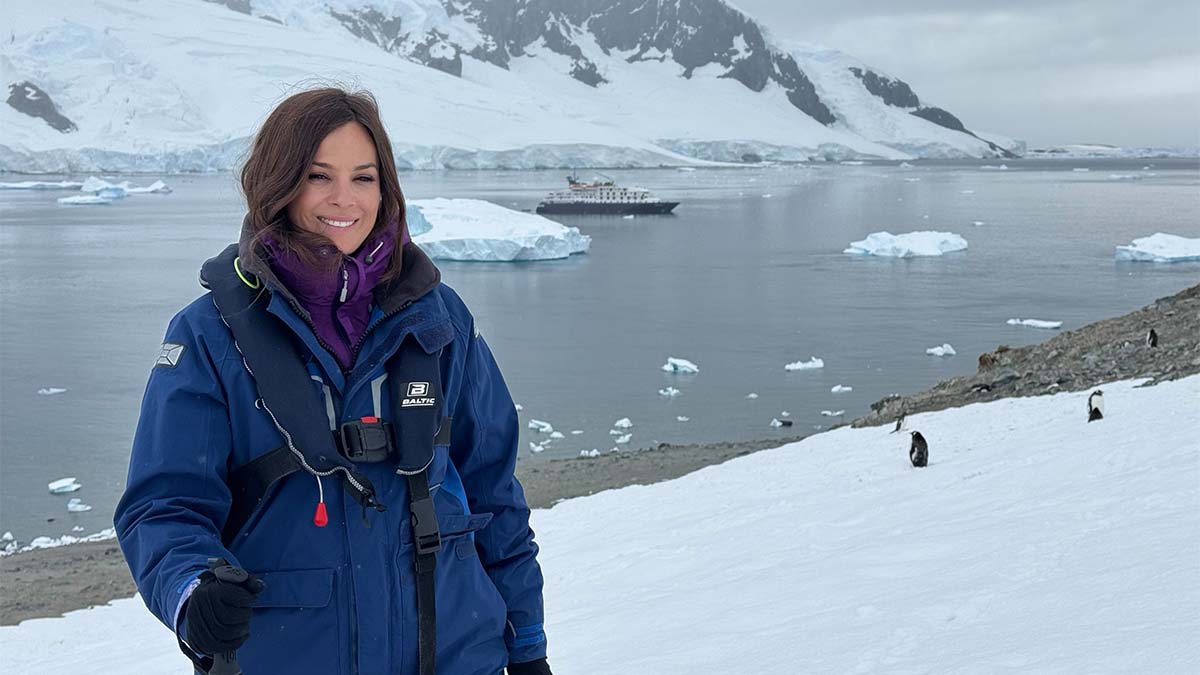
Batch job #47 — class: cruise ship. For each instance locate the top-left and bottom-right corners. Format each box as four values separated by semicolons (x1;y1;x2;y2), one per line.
535;174;680;215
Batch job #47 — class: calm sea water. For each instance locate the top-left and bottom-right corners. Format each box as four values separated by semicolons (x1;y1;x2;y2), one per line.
2;159;1198;538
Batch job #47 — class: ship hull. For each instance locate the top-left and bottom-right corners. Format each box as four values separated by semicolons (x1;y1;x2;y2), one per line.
535;201;679;215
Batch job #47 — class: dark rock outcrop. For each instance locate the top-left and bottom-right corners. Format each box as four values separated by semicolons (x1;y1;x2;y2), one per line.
7;81;76;133
849;67;919;108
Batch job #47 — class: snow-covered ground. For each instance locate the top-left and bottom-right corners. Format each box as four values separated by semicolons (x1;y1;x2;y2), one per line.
3;375;1197;672
409;198;589;261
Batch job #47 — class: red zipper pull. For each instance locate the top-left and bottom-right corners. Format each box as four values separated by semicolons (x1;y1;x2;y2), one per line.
313;501;328;527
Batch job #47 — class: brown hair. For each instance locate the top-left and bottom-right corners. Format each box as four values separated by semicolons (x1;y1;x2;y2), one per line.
241;87;406;279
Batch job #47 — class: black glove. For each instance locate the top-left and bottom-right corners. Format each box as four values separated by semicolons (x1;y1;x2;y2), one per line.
508;657;553;675
183;565;266;655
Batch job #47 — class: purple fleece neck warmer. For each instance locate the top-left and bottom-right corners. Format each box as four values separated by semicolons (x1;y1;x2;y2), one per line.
264;224;398;371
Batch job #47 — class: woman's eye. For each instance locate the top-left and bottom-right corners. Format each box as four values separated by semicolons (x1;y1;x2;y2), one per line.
355;175;376;183
308;173;329;181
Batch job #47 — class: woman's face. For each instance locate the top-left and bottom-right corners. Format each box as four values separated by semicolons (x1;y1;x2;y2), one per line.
287;121;381;255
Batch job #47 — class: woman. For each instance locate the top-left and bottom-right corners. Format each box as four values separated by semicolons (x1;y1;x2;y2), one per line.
115;88;550;675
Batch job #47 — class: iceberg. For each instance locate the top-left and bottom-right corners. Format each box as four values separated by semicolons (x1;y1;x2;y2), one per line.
613;417;633;429
926;343;957;357
1114;233;1200;263
785;357;824;371
746;393;759;399
614;434;632;445
844;231;968;258
67;498;93;513
676;416;690;422
570;430;583;435
658;386;681;397
1007;318;1062;330
769;418;784;428
529;442;545;454
549;431;565;440
37;387;67;395
528;419;554;434
80;176;172;196
661;357;699;374
831;385;853;393
410;198;590;262
0;180;84;190
898;162;914;168
48;477;82;494
57;195;114;206
579;449;601;458
820;410;845;417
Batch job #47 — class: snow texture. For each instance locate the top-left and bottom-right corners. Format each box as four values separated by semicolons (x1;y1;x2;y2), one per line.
844;231;968;258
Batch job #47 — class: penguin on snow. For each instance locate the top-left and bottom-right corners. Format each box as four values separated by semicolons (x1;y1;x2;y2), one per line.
1087;389;1104;422
909;431;928;468
891;411;906;434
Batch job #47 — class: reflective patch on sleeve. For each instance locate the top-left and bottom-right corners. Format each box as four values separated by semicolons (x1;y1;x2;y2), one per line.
155;342;186;368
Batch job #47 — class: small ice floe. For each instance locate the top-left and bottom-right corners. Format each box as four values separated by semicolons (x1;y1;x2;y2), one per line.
549;431;565;439
820;410;845;417
658;386;681;397
769;418;783;428
785;357;824;371
529;442;545;454
903;177;921;182
1114;233;1200;263
0;180;85;190
609;429;624;436
1072;168;1091;172
1007;318;1062;330
570;430;583;435
67;498;92;513
614;434;632;444
780;411;790;417
37;387;67;396
528;419;554;433
761;193;772;198
48;477;82;494
926;343;957;357
844;231;968;258
622;214;635;219
1108;174;1142;181
2;532;13;542
831;385;853;393
613;417;634;429
972;220;985;227
514;403;523;411
960;189;976;194
676;416;690;422
980;164;1008;170
746;393;759;399
579;449;601;458
661;357;699;374
57;195;113;206
72;526;85;532
840;160;866;166
899;162;914;168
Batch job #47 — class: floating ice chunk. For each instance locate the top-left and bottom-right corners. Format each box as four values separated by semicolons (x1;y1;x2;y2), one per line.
609;429;623;436
48;477;82;494
529;442;545;454
549;431;565;439
658;386;681;397
1072;168;1090;172
57;195;113;206
38;387;67;396
980;164;1008;170
579;449;601;458
1007;318;1062;330
410;198;590;261
769;418;783;428
676;416;690;422
899;162;914;168
613;417;633;429
614;434;632;444
845;231;968;258
0;180;84;190
67;498;92;513
831;385;853;393
820;410;845;417
661;357;699;374
780;411;790;417
622;214;635;219
840;160;866;166
926;343;957;357
80;177;169;195
1108;174;1142;181
960;190;975;194
570;430;583;435
72;526;85;532
1115;233;1200;263
528;419;554;434
677;167;696;172
761;194;772;198
785;357;824;371
903;177;921;182
1;532;13;542
126;180;172;194
746;393;759;399
972;220;985;226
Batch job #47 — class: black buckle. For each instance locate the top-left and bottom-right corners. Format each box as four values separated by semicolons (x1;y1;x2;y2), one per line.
338;416;394;463
410;495;441;556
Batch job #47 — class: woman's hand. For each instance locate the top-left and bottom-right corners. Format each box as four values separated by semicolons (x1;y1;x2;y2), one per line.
183;565;266;655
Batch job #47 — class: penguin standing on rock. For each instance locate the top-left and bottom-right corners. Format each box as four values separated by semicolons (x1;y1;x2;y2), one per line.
1147;328;1158;348
1088;389;1105;422
909;431;928;467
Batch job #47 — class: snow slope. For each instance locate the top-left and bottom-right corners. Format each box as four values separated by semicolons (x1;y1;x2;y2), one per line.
4;375;1196;672
1;0;1011;172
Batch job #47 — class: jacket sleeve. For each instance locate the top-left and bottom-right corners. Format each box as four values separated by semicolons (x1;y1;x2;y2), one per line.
449;321;548;664
114;305;240;634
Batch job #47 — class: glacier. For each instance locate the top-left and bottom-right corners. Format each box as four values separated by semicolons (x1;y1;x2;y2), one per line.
409;198;589;262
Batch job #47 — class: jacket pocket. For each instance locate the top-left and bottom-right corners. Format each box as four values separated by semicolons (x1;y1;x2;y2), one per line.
239;568;347;675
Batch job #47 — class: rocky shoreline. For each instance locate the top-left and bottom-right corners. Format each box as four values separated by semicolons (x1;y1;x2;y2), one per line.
4;283;1197;627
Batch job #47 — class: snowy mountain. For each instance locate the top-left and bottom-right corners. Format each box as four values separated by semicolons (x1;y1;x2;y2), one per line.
3;374;1196;671
2;0;1016;172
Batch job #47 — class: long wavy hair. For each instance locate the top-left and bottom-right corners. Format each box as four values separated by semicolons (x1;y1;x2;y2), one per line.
241;87;406;280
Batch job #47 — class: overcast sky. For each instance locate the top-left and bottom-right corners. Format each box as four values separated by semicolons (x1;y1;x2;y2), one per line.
733;0;1200;148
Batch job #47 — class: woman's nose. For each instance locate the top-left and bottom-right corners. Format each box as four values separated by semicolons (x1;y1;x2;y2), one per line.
329;179;356;207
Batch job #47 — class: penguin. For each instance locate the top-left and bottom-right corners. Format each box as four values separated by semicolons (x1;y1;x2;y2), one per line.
1087;389;1104;422
1147;328;1158;348
970;382;992;394
891;412;906;433
909;431;928;467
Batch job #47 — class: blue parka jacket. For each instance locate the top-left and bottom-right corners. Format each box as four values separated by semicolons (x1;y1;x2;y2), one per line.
114;240;547;675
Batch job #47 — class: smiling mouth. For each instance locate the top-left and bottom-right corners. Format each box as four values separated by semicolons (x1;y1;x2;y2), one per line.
318;216;357;228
